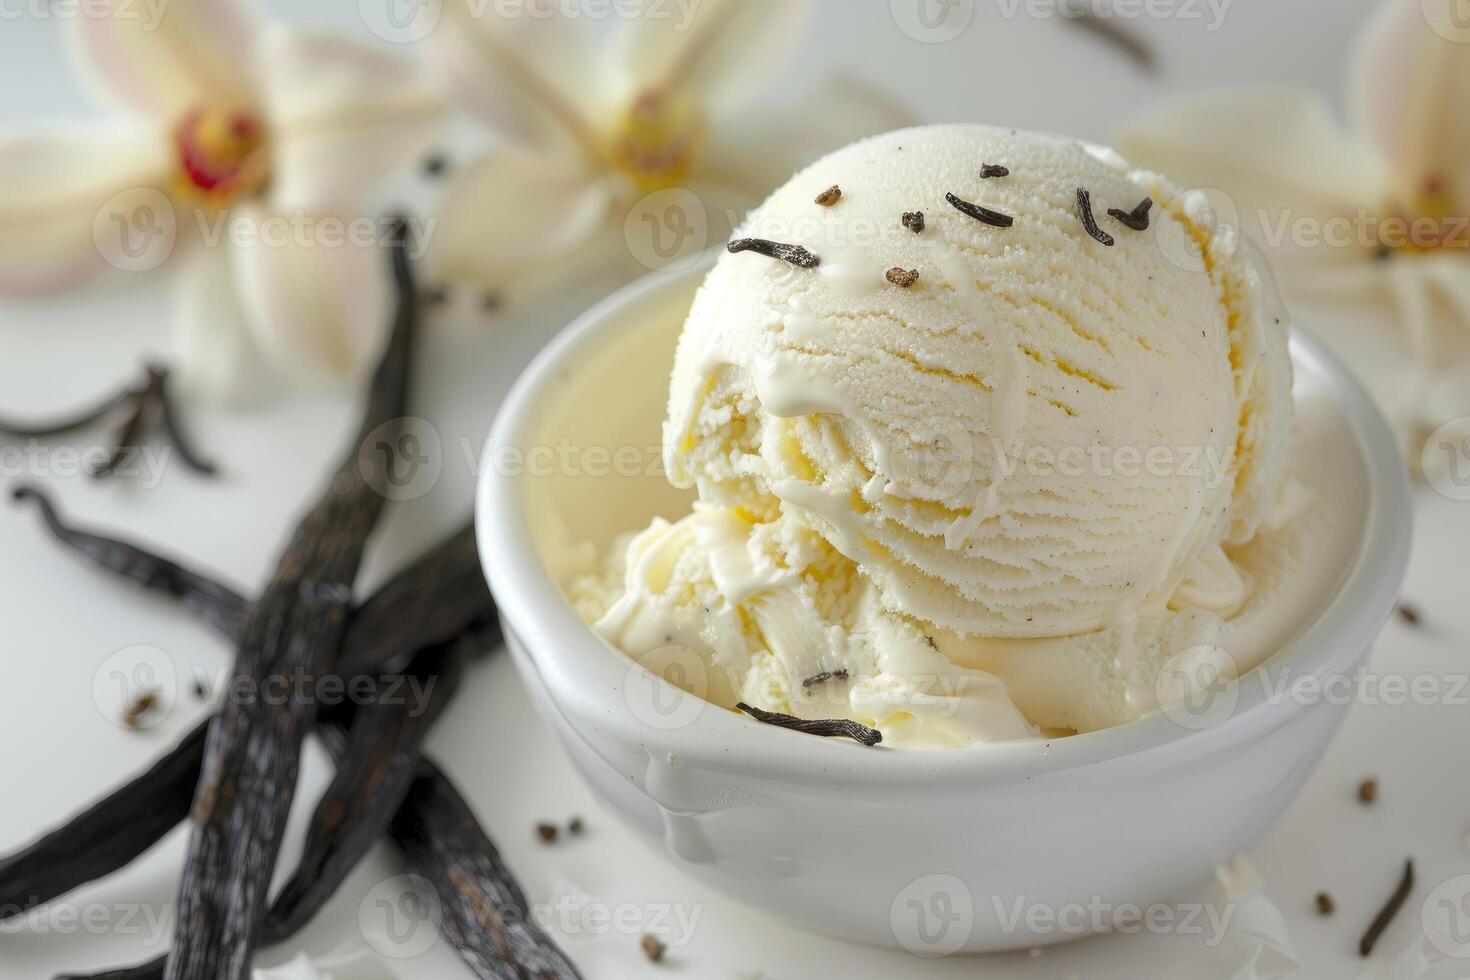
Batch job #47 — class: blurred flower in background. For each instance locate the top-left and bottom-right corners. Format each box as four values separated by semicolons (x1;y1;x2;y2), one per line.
0;0;442;399
1117;0;1470;461
424;0;913;296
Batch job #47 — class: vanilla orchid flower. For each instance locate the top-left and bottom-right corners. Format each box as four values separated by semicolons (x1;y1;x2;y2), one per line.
424;0;913;295
0;0;442;398
1115;0;1470;449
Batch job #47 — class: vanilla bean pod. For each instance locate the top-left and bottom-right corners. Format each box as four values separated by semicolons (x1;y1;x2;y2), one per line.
339;524;490;678
261;639;470;943
90;373;155;478
0;382;137;437
0;725;208;919
0;365;216;478
12;487;248;638
11;486;490;677
162;225;418;980
386;755;583;980
0;521;487;922
19;516;577;980
151;369;217;475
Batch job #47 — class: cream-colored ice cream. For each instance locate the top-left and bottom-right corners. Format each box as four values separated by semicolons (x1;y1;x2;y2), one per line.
569;124;1302;748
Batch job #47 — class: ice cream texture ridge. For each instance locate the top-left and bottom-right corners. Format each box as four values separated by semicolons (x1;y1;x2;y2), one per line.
567;124;1312;748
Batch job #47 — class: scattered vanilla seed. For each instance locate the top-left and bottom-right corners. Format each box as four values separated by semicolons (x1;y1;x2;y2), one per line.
123;690;160;729
1316;892;1335;916
1397;603;1422;627
1359;778;1379;804
536;822;558;843
814;185;843;207
981;163;1010;178
568;816;585;835
887;267;920;288
641;934;667;963
902;211;925;233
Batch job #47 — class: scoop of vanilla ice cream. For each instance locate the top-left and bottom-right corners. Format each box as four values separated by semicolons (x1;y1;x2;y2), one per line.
569;505;1038;748
664;125;1293;640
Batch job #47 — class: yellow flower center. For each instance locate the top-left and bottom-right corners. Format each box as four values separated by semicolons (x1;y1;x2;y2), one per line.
173;107;270;206
604;90;703;193
1383;173;1469;256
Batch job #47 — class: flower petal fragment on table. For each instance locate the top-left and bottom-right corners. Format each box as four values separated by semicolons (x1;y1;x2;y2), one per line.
256;26;445;212
227;202;393;384
65;0;261;121
1213;857;1301;980
427;149;615;288
0;123;171;293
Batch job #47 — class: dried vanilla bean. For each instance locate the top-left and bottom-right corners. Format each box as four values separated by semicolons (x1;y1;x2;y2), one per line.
161;223;419;980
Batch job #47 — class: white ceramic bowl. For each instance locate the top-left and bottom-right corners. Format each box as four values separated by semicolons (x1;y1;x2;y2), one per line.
477;260;1413;954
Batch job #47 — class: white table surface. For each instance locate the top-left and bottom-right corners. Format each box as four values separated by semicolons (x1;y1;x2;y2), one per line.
4;3;1469;979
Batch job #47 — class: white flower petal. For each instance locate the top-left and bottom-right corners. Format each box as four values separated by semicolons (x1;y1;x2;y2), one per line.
428;0;602;157
173;237;266;402
701;73;916;197
1212;858;1300;980
613;0;812;113
66;0;261;121
257;27;446;212
226;203;392;384
0;123;170;293
427;149;613;288
1116;89;1382;229
1350;0;1470;208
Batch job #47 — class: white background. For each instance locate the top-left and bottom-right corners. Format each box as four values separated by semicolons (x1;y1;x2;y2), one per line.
2;2;1469;978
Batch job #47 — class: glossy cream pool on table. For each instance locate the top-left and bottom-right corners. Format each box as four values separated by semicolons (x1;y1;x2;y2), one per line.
479;261;1410;952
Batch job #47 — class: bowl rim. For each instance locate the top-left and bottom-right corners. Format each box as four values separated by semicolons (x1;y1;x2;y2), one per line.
477;257;1414;787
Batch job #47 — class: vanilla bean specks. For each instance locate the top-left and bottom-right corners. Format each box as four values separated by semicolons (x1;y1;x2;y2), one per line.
802;669;850;689
727;238;821;268
980;163;1010;178
1360;860;1414;957
902;211;925;234
946;192;1014;228
736;703;882;746
1107;197;1153;231
886;268;920;288
814;185;842;207
1076;188;1115;246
